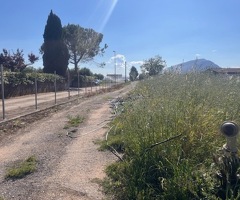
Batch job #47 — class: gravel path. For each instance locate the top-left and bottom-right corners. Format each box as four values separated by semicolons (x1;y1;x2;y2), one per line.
0;83;135;200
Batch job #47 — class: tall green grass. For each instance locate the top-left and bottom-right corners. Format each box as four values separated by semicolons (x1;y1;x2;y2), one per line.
103;73;240;199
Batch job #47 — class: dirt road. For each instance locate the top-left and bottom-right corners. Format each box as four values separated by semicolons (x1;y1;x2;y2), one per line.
0;85;110;121
0;82;136;200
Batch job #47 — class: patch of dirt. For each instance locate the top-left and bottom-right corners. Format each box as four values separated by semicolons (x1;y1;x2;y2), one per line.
0;83;136;200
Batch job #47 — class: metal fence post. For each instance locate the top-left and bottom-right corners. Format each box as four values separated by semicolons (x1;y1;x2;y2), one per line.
91;79;93;93
84;76;87;95
77;70;80;97
1;65;5;119
54;71;57;104
68;69;70;99
35;76;38;110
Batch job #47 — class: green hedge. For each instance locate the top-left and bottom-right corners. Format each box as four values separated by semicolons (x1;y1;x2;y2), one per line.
0;72;67;98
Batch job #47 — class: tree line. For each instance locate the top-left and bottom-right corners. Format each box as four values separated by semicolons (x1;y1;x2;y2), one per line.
0;10;167;82
0;10;106;78
129;55;166;81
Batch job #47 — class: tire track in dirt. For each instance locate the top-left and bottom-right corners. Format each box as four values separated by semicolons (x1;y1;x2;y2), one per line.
0;82;136;200
41;103;116;200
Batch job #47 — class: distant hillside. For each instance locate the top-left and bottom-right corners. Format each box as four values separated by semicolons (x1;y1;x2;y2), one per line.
165;59;220;74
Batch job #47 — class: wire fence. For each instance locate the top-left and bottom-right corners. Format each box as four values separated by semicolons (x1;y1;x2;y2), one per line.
0;65;121;121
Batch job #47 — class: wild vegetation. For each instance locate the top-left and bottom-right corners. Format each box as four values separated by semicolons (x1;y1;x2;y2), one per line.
103;73;240;199
64;115;84;129
5;156;37;180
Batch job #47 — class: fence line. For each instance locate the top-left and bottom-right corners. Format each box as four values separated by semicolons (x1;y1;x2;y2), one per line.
0;68;121;121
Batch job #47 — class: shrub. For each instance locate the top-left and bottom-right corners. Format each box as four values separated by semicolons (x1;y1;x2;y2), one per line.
0;72;66;98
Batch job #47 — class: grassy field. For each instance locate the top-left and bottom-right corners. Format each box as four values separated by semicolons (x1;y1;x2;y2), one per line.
103;73;240;200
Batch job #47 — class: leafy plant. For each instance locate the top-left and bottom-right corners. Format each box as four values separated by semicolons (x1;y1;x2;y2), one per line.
64;115;84;129
3;71;65;86
0;48;38;72
5;156;37;179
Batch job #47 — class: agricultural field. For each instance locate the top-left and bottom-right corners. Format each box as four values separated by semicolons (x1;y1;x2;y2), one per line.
103;73;240;200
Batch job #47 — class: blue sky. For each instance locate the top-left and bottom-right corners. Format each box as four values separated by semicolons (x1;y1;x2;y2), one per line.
0;0;240;75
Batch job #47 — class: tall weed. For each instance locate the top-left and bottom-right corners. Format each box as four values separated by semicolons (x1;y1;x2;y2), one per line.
103;73;240;199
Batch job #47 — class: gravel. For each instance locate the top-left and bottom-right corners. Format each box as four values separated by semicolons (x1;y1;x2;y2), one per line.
0;83;135;200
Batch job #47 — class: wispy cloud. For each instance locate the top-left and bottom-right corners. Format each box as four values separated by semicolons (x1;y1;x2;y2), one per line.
107;53;126;68
129;61;144;66
195;53;201;58
109;54;144;69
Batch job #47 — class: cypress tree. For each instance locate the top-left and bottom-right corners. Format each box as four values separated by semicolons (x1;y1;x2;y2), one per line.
42;10;69;76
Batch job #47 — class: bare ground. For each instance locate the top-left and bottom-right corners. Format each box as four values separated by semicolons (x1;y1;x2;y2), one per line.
0;83;135;200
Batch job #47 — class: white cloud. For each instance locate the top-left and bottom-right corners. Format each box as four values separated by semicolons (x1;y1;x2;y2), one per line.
109;54;144;67
195;53;201;58
129;61;144;66
105;54;144;75
116;54;126;68
107;53;126;68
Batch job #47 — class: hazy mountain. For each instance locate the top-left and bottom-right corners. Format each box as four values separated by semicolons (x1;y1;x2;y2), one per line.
165;59;220;74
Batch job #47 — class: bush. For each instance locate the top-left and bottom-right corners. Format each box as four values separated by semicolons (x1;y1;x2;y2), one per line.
0;72;66;98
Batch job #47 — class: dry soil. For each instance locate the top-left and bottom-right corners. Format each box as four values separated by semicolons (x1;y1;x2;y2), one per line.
0;83;135;200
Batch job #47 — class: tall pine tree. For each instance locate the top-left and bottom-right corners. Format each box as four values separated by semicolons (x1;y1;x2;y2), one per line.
41;10;69;76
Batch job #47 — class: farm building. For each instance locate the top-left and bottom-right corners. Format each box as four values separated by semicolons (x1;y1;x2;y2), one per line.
207;68;240;75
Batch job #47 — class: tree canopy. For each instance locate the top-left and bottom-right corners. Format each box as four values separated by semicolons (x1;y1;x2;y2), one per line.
41;10;69;77
140;55;166;76
79;67;93;76
0;49;38;72
129;66;139;81
63;24;107;72
94;73;104;80
43;10;62;41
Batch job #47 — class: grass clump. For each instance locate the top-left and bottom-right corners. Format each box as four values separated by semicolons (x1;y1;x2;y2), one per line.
102;73;240;199
5;156;37;180
64;115;84;129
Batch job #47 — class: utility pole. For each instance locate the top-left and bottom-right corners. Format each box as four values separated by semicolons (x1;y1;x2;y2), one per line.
125;61;127;83
113;51;116;84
